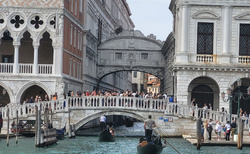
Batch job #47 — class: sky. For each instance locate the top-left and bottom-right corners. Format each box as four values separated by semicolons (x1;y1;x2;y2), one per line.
126;0;173;41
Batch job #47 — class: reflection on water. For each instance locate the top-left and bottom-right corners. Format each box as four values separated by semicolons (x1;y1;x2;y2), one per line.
0;136;250;154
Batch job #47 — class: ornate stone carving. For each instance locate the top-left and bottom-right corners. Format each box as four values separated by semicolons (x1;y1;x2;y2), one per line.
0;0;63;7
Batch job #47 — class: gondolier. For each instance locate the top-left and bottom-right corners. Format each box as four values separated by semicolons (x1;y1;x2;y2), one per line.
144;115;156;142
100;115;106;131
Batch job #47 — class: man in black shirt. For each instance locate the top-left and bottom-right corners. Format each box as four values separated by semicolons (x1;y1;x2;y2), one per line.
230;120;237;141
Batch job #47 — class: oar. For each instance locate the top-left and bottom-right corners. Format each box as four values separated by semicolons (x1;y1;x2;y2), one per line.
111;127;131;141
154;124;181;154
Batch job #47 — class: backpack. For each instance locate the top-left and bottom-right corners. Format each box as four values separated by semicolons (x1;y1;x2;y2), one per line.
207;125;213;132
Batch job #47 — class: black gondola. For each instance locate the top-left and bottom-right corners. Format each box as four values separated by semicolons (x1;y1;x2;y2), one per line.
56;126;66;140
98;127;115;142
137;136;163;154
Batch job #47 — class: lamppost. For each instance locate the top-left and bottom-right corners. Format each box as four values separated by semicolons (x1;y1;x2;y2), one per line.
221;79;250;122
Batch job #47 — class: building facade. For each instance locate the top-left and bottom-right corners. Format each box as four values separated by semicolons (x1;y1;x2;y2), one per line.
0;0;134;106
83;0;134;92
163;0;250;113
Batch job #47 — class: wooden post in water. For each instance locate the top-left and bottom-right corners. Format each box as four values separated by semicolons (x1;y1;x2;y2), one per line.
35;106;38;146
68;108;71;138
237;118;243;150
6;108;9;146
197;117;201;150
50;109;53;128
16;110;18;144
37;109;41;147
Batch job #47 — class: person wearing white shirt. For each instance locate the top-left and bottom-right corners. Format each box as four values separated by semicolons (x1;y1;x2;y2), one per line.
217;122;222;141
225;121;231;141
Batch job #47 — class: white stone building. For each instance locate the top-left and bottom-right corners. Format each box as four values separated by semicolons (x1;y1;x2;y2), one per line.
163;0;250;113
83;0;134;92
0;0;134;106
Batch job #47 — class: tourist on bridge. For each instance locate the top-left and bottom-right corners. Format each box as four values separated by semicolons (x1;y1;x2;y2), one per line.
169;96;173;103
144;115;156;142
225;121;231;141
100;115;106;131
207;119;213;140
230;120;236;141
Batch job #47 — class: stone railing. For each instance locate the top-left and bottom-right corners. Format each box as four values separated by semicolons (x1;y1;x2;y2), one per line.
196;54;215;63
0;63;13;73
1;96;250;129
38;64;52;74
238;56;250;64
19;63;33;74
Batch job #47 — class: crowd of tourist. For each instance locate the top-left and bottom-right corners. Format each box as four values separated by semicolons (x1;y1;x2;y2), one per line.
21;89;169;105
67;88;168;100
201;119;240;142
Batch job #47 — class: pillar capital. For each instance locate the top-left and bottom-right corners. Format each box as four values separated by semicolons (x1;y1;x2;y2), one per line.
13;41;20;47
33;42;40;49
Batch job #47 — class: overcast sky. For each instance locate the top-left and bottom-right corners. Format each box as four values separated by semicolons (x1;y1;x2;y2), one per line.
126;0;173;41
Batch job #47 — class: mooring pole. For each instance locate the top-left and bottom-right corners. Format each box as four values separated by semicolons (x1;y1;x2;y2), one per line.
68;108;71;138
35;106;38;147
6;108;9;147
197;117;201;150
237;118;243;150
16;110;18;144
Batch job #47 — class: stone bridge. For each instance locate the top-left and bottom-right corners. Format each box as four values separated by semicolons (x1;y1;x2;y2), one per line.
1;96;250;136
97;30;165;84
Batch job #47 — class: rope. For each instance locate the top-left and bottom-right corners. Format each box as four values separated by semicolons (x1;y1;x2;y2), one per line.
155;124;181;154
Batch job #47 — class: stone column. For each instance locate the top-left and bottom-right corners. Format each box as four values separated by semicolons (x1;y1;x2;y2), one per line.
52;43;63;75
33;42;40;74
180;5;188;53
222;6;230;54
52;14;64;75
220;5;231;63
176;4;189;63
13;41;20;74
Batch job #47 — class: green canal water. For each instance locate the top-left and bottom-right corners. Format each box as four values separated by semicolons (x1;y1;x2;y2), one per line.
0;136;250;154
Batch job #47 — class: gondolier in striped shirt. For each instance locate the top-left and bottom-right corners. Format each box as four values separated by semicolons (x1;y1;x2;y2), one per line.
144;115;156;142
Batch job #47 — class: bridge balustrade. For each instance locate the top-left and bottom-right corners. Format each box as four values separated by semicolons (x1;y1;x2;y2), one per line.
1;96;250;129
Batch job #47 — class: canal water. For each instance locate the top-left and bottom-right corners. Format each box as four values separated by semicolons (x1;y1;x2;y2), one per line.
1;122;250;154
1;136;250;154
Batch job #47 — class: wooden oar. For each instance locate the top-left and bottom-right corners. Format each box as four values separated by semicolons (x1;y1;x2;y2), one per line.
111;127;131;141
154;124;181;154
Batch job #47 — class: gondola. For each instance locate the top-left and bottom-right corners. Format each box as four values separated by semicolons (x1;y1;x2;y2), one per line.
98;127;115;142
56;126;66;140
137;136;163;154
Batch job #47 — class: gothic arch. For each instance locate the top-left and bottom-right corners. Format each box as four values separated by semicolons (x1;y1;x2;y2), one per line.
15;81;52;103
0;81;14;103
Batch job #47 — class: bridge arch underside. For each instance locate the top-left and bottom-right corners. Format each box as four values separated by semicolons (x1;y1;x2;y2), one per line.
75;110;146;132
97;66;164;89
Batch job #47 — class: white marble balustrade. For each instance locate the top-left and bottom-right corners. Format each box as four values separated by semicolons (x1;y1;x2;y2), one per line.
1;96;250;129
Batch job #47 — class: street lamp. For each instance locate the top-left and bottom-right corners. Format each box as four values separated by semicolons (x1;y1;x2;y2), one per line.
221;79;250;122
221;86;233;123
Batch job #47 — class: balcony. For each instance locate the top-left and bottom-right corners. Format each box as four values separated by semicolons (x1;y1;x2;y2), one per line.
238;56;250;64
0;63;52;74
196;55;216;63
